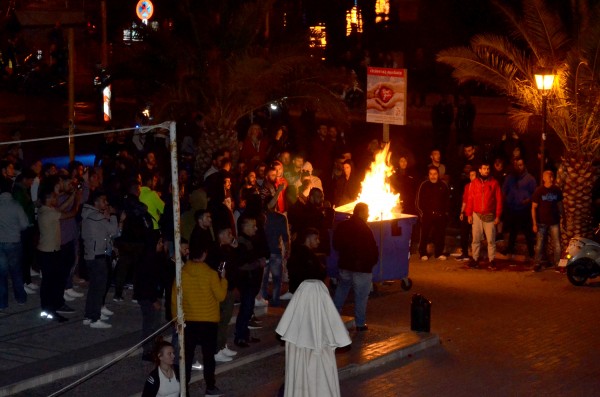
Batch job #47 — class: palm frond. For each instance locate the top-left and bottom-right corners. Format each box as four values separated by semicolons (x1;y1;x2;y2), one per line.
470;35;533;78
437;46;517;92
493;0;571;66
520;0;571;64
507;107;534;133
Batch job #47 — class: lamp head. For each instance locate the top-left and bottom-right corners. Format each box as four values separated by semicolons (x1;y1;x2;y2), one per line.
534;68;555;92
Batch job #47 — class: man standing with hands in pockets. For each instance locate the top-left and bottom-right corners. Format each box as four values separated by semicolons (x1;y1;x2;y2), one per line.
466;161;503;269
531;170;563;272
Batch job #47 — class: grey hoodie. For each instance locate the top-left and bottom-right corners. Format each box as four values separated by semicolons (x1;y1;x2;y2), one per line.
81;204;119;260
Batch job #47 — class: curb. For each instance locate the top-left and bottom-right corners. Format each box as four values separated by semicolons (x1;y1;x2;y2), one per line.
338;332;440;380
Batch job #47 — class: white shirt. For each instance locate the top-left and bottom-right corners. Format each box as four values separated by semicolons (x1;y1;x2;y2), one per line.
157;367;180;397
37;205;62;252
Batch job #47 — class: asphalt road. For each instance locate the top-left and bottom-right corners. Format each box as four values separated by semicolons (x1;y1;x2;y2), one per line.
15;255;599;397
338;258;600;397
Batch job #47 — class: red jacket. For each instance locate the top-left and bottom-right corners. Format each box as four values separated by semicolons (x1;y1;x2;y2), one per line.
465;177;502;218
240;138;269;169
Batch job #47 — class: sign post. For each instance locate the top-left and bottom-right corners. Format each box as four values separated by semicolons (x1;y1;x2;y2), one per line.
366;67;407;142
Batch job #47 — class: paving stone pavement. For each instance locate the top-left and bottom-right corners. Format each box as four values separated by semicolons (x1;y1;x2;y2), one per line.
0;275;438;397
2;251;599;397
335;256;600;397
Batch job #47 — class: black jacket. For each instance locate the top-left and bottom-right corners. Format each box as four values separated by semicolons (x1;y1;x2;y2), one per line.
119;195;153;243
287;243;327;293
415;180;450;217
141;365;180;397
235;233;264;290
288;201;334;255
333;215;378;273
133;248;166;303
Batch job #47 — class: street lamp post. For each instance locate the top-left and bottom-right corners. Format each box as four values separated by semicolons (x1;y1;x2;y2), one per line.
534;71;555;182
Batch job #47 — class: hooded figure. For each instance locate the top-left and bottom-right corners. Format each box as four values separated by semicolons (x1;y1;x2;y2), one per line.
276;280;351;397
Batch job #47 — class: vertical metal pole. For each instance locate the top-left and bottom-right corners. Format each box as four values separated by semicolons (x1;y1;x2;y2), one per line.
68;28;75;161
383;123;390;143
101;0;108;67
265;11;270;40
540;95;547;182
379;213;384;282
169;121;186;395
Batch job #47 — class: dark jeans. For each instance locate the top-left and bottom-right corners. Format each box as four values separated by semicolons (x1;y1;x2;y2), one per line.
103;257;113;306
459;216;472;256
21;227;35;285
60;240;76;290
0;242;26;308
184;321;218;390
419;213;448;257
217;290;235;350
84;256;108;321
38;250;68;312
138;299;162;355
235;286;257;341
505;208;535;256
114;242;144;298
261;254;283;306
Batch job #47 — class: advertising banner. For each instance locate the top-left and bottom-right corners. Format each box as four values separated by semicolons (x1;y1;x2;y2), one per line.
366;67;407;126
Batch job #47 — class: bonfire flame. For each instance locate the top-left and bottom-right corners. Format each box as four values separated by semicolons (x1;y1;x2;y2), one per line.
335;142;401;221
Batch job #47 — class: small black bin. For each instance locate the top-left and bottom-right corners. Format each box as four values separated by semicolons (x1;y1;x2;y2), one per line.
410;293;431;332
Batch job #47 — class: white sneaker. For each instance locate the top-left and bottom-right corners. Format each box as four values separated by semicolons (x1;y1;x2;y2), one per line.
63;293;75;302
192;361;203;370
279;292;293;300
101;306;114;316
25;283;39;290
254;297;268;307
222;344;237;357
214;350;233;362
83;314;110;325
24;285;37;294
420;256;429;261
89;319;112;329
436;255;447;261
65;288;84;298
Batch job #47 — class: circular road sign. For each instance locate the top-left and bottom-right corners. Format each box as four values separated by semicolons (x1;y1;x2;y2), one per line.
136;0;154;21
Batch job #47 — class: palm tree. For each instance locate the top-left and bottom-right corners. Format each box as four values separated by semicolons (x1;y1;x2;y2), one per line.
437;0;600;242
153;0;350;180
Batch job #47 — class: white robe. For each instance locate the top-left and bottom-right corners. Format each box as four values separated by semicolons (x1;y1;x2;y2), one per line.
276;280;352;397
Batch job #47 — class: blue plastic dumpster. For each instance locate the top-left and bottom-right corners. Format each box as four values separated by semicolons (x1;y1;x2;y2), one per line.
327;212;418;290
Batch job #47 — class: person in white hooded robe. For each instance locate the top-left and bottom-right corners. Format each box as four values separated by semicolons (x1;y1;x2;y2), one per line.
275;279;351;397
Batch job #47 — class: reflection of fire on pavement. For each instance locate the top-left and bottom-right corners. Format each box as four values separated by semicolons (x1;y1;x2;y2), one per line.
335;141;400;221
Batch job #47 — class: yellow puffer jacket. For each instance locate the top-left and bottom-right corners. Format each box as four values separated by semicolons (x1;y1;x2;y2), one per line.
172;260;227;323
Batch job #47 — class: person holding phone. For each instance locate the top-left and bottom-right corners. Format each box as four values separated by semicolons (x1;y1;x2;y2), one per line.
174;240;227;396
213;225;239;362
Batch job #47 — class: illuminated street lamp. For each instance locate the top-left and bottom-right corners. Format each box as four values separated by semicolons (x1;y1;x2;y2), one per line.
534;69;555;182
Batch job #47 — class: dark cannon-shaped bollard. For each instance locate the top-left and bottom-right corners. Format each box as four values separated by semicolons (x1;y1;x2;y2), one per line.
410;293;431;332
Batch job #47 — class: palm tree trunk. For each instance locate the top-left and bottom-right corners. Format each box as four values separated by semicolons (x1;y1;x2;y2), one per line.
557;154;597;246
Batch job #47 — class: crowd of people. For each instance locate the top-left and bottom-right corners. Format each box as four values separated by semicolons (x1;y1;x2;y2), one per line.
396;132;565;272
0;106;585;395
0;119;378;396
